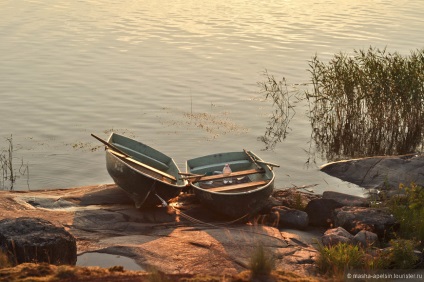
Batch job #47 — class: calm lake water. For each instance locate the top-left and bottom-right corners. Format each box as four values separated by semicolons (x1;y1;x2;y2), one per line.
1;0;423;196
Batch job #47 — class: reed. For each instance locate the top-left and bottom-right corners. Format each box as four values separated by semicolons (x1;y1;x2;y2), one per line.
257;71;296;150
1;135;16;189
306;47;424;160
0;135;29;190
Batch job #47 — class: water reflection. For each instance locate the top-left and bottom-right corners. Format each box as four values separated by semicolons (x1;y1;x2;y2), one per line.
77;252;143;271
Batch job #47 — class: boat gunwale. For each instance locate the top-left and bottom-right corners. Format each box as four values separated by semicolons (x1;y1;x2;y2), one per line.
106;150;188;188
187;150;275;195
105;133;188;188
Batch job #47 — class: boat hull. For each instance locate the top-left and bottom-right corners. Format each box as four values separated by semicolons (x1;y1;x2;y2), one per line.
105;133;186;208
186;151;275;219
192;179;274;219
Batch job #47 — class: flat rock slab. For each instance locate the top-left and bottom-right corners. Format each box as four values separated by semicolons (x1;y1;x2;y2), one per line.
0;184;322;276
320;154;424;189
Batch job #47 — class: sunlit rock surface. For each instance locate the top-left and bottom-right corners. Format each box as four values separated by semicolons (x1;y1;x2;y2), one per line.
0;184;320;276
320;154;424;189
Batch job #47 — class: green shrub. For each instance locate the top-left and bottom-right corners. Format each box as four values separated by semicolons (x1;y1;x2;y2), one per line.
386;183;424;242
388;238;419;269
316;242;364;277
316;238;419;279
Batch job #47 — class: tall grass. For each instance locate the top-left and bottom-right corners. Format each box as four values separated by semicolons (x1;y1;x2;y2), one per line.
306;47;424;160
249;243;275;278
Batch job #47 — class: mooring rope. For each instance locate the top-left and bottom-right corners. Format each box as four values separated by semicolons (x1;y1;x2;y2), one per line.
155;194;286;244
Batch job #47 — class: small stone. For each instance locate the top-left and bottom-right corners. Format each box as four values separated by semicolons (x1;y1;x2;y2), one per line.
353;230;379;248
272;206;309;230
321;227;353;247
305;199;343;227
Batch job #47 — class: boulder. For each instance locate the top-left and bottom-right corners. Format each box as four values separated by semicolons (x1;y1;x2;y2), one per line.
0;217;77;265
271;206;309;230
305;199;343;227
321;227;353;247
353;230;379;248
272;188;319;210
322;191;369;207
259;196;283;214
334;207;399;239
320;154;424;189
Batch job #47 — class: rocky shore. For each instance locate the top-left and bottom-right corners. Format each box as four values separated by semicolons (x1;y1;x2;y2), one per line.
0;154;423;281
0;184;322;278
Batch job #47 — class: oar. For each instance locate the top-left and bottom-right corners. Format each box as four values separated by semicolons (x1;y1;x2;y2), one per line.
243;149;261;169
243;149;280;168
178;172;204;176
91;133;177;182
91;134;130;157
255;160;280;168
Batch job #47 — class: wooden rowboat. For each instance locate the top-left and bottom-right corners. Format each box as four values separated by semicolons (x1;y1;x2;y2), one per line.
95;133;187;208
185;150;277;219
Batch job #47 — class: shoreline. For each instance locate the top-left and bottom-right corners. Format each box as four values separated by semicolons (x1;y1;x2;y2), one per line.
0;184;322;280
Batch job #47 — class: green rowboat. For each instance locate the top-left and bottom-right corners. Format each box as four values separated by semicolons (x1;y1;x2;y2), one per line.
103;133;187;208
185;150;276;219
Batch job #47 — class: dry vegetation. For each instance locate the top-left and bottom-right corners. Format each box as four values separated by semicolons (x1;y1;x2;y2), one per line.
0;263;319;282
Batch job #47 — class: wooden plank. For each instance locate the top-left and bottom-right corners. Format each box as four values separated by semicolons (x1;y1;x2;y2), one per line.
207;180;269;193
189;160;251;174
243;149;280;168
255;160;280;168
109;150;177;182
125;161;173;184
184;168;265;182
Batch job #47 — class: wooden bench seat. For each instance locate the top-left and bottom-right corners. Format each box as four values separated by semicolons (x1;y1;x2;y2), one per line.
207;180;269;192
185;168;265;182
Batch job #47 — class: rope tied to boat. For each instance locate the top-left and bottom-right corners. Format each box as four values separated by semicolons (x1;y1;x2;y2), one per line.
154;194;286;244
